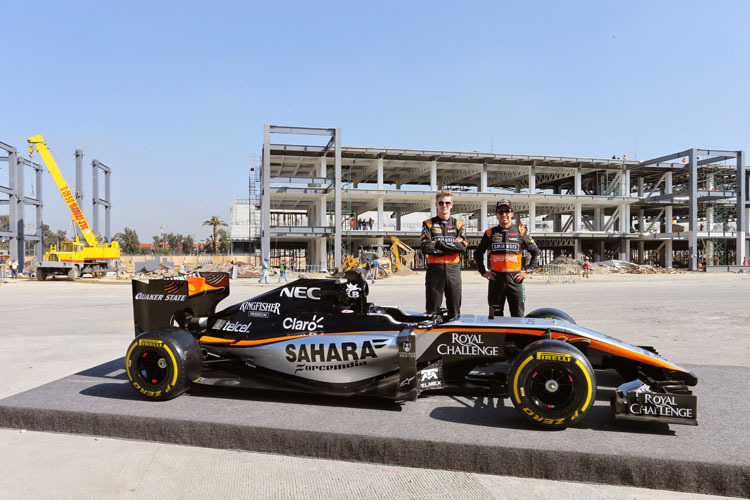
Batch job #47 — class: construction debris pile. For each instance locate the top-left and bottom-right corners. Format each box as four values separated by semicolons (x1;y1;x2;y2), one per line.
543;256;683;275
594;260;685;274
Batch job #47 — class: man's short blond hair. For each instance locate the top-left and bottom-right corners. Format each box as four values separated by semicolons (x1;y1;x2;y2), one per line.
436;190;453;201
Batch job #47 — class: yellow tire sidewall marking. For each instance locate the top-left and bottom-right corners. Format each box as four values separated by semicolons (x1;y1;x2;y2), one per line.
125;339;179;391
575;359;593;411
513;355;535;404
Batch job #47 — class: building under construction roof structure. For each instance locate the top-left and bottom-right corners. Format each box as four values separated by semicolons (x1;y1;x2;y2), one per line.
257;125;748;272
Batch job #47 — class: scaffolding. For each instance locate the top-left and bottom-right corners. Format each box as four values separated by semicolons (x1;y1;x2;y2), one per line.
702;163;735;265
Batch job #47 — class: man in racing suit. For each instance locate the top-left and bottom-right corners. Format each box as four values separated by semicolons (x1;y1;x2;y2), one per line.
474;199;540;317
420;190;467;318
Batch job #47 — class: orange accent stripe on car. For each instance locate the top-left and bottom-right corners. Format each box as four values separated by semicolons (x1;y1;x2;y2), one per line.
200;331;401;347
415;327;546;335
198;336;236;344
417;328;686;372
586;339;686;372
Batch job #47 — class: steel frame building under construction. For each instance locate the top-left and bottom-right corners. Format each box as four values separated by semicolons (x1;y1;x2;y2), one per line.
259;125;748;272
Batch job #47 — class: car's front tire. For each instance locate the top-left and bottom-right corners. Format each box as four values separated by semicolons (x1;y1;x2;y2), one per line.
509;339;595;429
125;328;202;401
525;307;576;324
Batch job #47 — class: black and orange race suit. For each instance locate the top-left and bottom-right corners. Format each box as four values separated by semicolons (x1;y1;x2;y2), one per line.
420;216;467;317
473;223;540;317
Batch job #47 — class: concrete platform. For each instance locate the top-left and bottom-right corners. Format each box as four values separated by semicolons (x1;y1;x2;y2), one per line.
0;359;747;497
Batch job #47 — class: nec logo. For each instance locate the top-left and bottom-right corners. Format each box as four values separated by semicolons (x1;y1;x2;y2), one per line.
280;287;321;300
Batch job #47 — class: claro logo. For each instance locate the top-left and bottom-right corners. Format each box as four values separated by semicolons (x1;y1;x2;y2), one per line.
280;287;321;300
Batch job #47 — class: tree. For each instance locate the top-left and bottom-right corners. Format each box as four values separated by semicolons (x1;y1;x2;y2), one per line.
152;235;165;254
114;227;141;255
181;234;195;255
165;232;183;255
217;228;231;255
42;224;69;250
202;216;227;254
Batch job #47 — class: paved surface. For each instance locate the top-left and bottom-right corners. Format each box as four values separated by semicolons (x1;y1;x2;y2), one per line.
1;272;748;499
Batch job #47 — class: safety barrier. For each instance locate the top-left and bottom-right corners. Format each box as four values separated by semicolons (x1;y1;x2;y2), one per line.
542;264;580;284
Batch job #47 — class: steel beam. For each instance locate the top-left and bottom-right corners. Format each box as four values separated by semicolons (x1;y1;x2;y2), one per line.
697;155;736;166
640;150;692;167
269;126;336;136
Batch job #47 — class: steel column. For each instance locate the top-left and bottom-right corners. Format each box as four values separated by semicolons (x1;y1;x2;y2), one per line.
664;172;673;267
688;149;698;270
7;146;18;266
528;165;535;193
736;151;746;265
15;153;25;274
377;157;384;189
92;161;99;237
261;125;271;259
334;128;342;267
35;160;43;260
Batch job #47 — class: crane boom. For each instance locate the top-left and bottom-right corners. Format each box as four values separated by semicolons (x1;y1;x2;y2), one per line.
28;135;98;247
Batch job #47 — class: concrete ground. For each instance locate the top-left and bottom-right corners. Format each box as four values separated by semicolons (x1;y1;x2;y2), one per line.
1;271;747;499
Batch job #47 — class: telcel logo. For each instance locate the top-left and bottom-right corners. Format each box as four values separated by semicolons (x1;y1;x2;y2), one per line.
280;287;321;300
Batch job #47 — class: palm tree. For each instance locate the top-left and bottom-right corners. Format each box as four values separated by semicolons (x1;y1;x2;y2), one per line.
202;216;228;254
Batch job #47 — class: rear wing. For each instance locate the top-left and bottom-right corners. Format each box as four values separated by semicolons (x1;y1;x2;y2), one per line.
132;272;230;336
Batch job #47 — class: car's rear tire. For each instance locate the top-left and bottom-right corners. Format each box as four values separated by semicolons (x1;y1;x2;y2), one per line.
125;328;202;401
525;307;576;324
509;339;595;429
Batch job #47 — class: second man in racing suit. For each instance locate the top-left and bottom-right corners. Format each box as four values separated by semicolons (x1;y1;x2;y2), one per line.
474;199;540;317
420;190;467;318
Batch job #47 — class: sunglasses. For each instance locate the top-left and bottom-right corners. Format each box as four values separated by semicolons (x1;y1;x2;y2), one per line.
496;210;513;214
437;201;452;206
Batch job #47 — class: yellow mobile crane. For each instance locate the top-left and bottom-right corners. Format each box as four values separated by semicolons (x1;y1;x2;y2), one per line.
28;135;120;281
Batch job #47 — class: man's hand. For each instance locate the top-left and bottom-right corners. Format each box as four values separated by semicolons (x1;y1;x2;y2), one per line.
514;271;531;283
482;272;495;281
453;237;464;243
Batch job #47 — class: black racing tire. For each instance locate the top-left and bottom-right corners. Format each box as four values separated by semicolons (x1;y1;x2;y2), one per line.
509;339;596;429
125;328;202;401
525;307;576;324
67;266;80;281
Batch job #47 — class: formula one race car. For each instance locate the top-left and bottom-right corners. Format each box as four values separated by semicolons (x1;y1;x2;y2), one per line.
126;272;697;429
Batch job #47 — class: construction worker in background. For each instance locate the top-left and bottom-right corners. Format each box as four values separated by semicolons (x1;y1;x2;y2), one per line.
278;259;289;284
420;190;467;318
474;200;540;317
259;257;270;284
10;259;18;280
364;259;375;284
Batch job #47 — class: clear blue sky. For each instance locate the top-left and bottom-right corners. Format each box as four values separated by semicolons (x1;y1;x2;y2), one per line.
2;1;748;242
